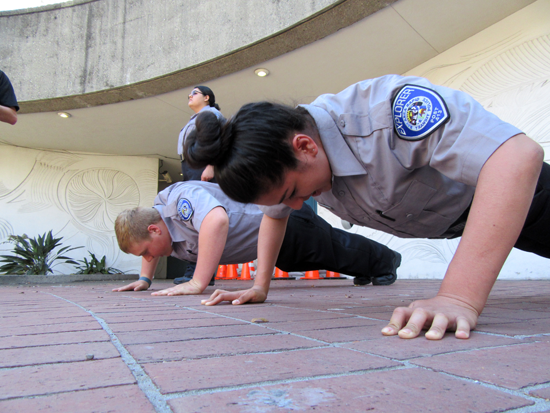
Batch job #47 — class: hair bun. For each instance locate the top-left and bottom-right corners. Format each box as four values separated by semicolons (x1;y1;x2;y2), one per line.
184;111;225;168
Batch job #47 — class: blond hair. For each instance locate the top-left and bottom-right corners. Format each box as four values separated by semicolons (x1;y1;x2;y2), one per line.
115;207;162;252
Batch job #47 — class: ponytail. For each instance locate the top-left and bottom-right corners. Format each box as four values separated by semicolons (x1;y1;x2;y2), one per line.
184;102;311;203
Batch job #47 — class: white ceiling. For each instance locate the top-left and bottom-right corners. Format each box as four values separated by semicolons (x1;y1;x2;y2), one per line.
0;0;535;181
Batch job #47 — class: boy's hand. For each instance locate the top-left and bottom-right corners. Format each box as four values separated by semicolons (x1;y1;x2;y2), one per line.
112;280;149;292
201;286;267;306
151;279;203;296
381;295;479;340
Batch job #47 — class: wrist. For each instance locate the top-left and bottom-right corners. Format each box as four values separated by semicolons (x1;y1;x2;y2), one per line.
436;292;481;316
139;277;152;287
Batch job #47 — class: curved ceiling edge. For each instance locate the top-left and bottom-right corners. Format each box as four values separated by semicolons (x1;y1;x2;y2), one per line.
19;0;396;114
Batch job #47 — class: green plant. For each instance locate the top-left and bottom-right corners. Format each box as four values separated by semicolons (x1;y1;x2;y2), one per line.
75;252;123;274
0;231;82;275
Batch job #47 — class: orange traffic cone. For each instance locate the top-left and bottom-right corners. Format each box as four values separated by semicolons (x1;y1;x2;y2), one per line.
240;262;252;280
272;267;296;280
216;265;227;279
226;264;238;280
325;270;345;279
248;261;256;275
303;270;320;279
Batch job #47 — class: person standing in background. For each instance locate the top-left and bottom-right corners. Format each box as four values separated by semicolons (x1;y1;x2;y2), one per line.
174;86;226;284
0;70;19;125
178;86;225;182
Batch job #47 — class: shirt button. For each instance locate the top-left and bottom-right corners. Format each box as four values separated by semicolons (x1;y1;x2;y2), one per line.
339;119;345;127
338;191;345;196
406;213;414;219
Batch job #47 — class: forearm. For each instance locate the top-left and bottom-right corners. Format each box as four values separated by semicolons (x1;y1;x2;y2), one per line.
0;105;17;125
254;215;289;293
438;134;543;313
140;256;160;281
195;207;229;290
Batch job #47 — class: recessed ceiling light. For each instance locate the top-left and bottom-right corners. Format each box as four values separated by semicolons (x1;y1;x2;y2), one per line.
57;112;71;118
254;68;270;77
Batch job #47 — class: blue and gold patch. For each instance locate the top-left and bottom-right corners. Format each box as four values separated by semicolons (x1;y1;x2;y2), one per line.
392;84;449;140
177;198;194;221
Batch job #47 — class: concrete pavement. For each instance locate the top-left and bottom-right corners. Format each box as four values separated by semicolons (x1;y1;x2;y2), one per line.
1;278;550;412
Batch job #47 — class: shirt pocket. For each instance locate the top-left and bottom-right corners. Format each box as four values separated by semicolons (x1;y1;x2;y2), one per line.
336;113;373;137
383;179;454;236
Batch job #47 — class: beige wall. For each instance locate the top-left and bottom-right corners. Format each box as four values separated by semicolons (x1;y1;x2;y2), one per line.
0;145;158;274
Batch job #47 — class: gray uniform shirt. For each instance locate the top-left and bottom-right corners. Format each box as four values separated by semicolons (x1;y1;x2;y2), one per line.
177;106;226;156
154;181;263;263
260;75;522;238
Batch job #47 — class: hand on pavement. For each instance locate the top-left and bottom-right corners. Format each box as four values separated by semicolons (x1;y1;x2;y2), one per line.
381;295;479;340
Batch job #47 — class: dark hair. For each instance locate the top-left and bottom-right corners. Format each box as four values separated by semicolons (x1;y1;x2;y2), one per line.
184;102;313;203
195;85;220;110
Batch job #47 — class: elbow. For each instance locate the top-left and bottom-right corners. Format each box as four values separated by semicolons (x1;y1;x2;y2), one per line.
7;112;17;125
2;114;17;125
514;135;545;184
524;137;544;169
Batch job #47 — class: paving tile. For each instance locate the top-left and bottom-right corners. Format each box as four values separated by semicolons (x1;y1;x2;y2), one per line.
127;333;323;362
268;316;380;334
0;384;154;413
0;342;120;368
212;308;352;324
0;321;102;337
294;321;388;343
99;311;220;324
530;386;550;400
0;358;136;399
107;317;245;333
475;318;550;336
411;341;550;389
116;323;276;345
144;347;400;393
480;307;550;320
0;315;93;328
0;330;110;349
343;333;526;360
168;368;532;413
323;305;398;321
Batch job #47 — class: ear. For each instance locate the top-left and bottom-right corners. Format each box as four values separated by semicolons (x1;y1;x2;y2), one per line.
147;224;161;236
292;134;318;157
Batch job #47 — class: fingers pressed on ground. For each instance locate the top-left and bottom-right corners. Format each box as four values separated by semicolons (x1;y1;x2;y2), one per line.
425;313;449;340
382;307;410;336
455;316;472;339
398;308;428;339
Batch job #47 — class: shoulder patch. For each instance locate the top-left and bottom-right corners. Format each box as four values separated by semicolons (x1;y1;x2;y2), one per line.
177;198;194;221
392;84;450;140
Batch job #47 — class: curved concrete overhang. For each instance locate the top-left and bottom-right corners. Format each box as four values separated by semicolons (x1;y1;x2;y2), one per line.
1;0;396;113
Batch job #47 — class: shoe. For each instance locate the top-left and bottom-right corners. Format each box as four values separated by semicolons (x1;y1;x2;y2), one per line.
174;273;216;286
372;251;401;286
353;277;371;286
354;251;401;286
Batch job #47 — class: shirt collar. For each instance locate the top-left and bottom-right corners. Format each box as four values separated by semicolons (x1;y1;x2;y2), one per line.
300;104;366;177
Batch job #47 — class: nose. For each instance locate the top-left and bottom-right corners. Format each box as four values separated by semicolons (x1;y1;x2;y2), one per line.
283;198;304;210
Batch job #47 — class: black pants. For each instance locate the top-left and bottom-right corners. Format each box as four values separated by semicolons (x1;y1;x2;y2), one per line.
275;204;398;278
449;162;550;259
514;162;550;258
